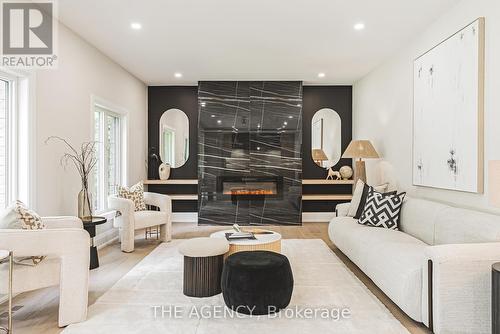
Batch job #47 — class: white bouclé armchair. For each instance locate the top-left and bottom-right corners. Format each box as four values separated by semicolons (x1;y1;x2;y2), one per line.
0;216;90;327
108;192;172;253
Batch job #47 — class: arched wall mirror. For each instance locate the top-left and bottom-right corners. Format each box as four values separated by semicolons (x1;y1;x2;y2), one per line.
311;108;341;168
159;109;189;168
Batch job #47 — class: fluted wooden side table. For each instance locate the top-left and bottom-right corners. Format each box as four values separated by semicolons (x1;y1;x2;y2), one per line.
210;230;282;257
178;237;229;297
0;250;13;334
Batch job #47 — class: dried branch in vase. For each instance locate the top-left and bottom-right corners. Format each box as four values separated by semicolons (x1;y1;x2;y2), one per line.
45;136;98;219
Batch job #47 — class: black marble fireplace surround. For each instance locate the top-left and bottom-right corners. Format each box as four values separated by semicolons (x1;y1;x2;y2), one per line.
198;81;303;226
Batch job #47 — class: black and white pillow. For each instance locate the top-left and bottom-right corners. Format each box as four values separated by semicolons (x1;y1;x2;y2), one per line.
358;188;406;230
347;180;392;218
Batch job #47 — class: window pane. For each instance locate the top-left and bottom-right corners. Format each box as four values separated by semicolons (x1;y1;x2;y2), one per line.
106;114;120;198
93;106;121;212
0;80;8;209
92;110;102;211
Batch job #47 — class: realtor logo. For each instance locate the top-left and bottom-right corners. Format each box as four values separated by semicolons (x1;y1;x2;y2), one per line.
1;0;57;67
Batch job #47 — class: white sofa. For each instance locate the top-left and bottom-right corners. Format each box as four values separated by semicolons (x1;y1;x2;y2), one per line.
108;192;172;253
0;216;90;327
329;197;500;334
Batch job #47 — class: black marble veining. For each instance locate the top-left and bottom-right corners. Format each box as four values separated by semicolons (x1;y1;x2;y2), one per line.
198;81;302;226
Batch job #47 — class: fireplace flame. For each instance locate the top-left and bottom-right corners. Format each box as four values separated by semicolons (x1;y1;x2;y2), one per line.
225;188;275;195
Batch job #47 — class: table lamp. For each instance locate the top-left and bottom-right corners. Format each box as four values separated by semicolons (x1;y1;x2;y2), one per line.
312;148;329;167
342;140;380;184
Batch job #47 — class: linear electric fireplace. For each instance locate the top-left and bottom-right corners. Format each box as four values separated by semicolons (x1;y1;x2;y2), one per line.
219;176;283;200
198;81;302;226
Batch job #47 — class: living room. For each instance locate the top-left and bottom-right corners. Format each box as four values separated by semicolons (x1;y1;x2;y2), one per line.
0;0;499;333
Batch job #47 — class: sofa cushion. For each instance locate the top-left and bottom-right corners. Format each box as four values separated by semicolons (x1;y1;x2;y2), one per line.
0;257;60;294
434;207;500;245
133;210;168;229
329;217;426;321
399;197;449;245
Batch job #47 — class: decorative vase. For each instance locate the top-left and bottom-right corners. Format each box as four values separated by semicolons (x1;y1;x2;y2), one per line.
78;186;92;220
148;147;160;179
339;165;354;180
159;163;171;180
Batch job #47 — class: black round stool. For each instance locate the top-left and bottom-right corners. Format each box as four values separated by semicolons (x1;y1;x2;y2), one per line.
221;251;294;315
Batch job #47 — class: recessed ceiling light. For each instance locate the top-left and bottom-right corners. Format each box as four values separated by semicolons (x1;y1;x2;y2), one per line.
210;114;215;118
318;73;325;78
296;104;302;107
354;22;365;31
283;121;288;126
288;115;293;119
217;120;222;124
130;22;142;30
174;72;183;78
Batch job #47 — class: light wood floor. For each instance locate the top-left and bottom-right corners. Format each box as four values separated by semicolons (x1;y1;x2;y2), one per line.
1;222;430;334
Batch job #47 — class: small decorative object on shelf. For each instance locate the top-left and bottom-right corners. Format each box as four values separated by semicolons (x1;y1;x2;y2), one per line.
158;162;171;180
326;168;341;180
339;165;353;180
46;136;97;219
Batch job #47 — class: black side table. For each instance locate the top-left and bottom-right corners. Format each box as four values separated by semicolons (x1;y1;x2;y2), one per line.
493;263;500;334
82;216;107;270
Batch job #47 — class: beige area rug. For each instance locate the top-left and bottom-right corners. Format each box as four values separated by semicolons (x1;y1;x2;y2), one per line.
63;239;409;333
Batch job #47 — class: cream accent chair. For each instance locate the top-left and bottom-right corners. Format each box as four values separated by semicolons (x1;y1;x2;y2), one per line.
0;216;90;327
108;192;172;253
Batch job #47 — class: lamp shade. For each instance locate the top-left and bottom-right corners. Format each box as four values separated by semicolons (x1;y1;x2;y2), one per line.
489;161;500;208
312;149;328;161
342;140;380;159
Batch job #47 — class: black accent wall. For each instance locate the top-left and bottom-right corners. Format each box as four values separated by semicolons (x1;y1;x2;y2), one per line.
148;86;198;180
148;86;198;212
302;86;353;212
148;85;352;214
302;86;352;178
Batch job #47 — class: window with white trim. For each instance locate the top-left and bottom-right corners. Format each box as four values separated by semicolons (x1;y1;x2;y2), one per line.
0;70;32;209
0;77;9;209
93;105;123;212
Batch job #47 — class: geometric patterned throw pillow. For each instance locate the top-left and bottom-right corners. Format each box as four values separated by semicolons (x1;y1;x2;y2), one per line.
14;200;45;230
117;182;147;211
358;188;406;230
14;200;46;265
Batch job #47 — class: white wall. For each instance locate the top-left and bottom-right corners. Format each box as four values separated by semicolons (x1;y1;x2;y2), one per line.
353;0;500;212
35;23;147;216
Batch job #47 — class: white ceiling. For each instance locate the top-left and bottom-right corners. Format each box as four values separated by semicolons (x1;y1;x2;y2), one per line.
58;0;459;85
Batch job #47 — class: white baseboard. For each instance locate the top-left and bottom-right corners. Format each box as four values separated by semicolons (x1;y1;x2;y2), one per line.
172;212;198;223
302;212;336;222
97;235;119;250
94;227;119;248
